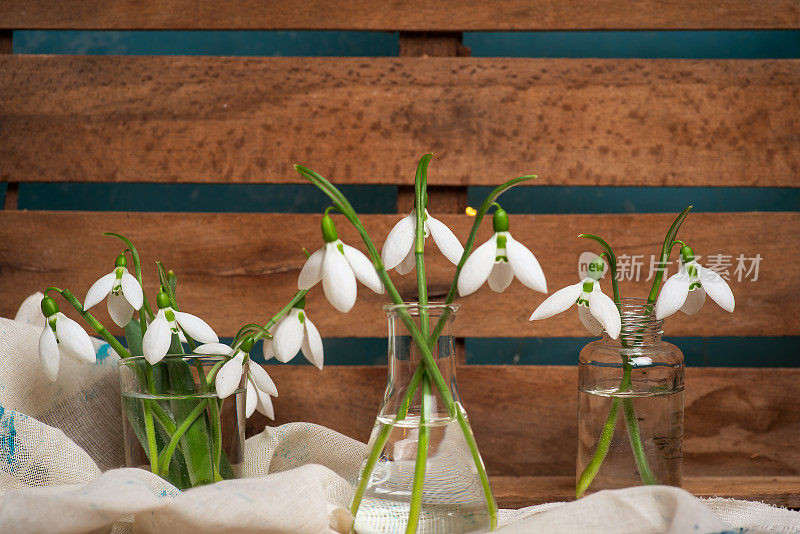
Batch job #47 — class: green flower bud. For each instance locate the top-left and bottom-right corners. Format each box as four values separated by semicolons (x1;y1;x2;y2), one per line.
680;245;695;263
115;253;127;268
239;335;255;353
41;296;59;317
321;214;338;243
492;208;509;232
156;291;171;309
587;256;605;281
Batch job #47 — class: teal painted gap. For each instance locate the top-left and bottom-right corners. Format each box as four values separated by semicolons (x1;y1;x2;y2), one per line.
468;186;800;214
466;337;800;367
12;30;399;56
17;183;397;214
465;30;800;59
12;30;800;59
16;184;800;213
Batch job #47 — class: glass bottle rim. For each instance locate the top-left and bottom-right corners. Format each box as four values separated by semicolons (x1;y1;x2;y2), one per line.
383;301;460;317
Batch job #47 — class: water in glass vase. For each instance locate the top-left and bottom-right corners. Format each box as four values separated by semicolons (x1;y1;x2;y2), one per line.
354;414;491;534
578;385;684;490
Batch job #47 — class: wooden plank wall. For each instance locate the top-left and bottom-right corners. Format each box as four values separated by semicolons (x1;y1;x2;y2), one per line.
1;2;798;486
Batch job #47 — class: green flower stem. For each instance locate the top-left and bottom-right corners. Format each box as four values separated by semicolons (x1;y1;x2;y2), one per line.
646;206;693;305
576;396;621;498
150;402;177;436
623;395;658;485
406;374;432;534
158;399;209;476
208;398;224;481
142;400;160;474
350;364;425;518
455;404;498;529
57;289;132;359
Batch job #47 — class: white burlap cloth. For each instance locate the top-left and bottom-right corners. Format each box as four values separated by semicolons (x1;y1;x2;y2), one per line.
1;295;798;533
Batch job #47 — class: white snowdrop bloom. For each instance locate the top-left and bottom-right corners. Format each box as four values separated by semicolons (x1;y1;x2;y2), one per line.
381;209;464;275
83;254;144;327
530;256;621;339
457;208;547;296
655;245;735;320
298;214;383;313
38;296;96;381
264;303;324;369
196;338;278;418
142;291;218;364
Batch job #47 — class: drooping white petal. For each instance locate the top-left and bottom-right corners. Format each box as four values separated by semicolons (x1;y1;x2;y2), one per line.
107;291;135;328
426;213;464;266
578;304;604;336
298;248;325;290
120;271;144;310
247;362;278;396
322;242;357;313
301;316;324;370
396;248;416;276
194;342;233;356
487;262;514;292
457;237;498;297
245;379;258;418
381;212;416;271
655;265;691;320
529;281;584;320
174;311;218;344
680;287;706;315
698;265;735;313
342;243;383;294
55;314;96;364
143;309;172;364
506;235;548;294
83;272;116;310
256;387;275;419
588;284;621;339
263;334;275;361
215;353;244;399
273;310;304;363
39;325;60;381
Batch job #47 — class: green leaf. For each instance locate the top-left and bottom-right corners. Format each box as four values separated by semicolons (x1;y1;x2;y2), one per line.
124;318;143;356
647;206;693;303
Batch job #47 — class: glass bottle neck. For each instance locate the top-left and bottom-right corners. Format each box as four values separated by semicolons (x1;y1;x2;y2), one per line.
601;298;664;346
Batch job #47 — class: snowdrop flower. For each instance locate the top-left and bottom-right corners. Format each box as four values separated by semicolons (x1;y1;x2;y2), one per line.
298;213;384;313
382;208;463;275
38;296;96;381
457;207;547;296
530;256;621;339
197;336;278;418
655;245;735;320
143;291;218;364
263;299;324;369
83;254;144;327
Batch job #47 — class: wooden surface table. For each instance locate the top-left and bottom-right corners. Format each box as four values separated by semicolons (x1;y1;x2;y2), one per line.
491;476;800;509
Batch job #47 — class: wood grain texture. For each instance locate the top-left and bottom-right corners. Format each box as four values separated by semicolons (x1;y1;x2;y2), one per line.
247;366;800;478
2;56;798;187
491;476;800;508
1;1;798;30
0;211;795;337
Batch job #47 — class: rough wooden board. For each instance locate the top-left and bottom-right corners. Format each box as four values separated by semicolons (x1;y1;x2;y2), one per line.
1;1;798;30
2;56;799;187
0;211;795;337
491;476;800;508
246;366;800;477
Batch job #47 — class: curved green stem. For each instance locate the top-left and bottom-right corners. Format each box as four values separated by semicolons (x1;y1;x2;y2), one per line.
158;399;209;476
406;374;431;534
646;206;693;305
577;233;620;307
576;396;621;498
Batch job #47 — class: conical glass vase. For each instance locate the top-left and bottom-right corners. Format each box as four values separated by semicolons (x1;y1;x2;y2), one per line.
350;303;496;534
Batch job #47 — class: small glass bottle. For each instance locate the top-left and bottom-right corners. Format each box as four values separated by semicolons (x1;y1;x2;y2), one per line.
577;298;684;493
351;303;494;534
